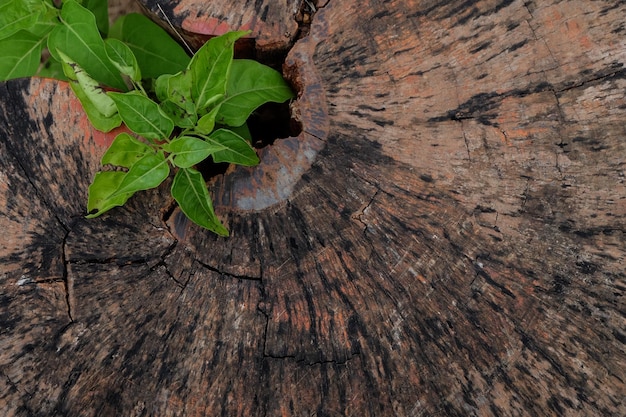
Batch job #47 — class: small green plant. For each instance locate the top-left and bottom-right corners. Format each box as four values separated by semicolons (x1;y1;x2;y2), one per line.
0;0;295;236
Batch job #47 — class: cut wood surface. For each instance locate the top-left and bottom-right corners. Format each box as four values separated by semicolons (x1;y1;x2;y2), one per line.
140;0;304;59
1;0;626;416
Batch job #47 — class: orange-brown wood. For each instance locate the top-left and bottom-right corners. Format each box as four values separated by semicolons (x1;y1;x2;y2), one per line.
140;0;306;63
2;0;625;415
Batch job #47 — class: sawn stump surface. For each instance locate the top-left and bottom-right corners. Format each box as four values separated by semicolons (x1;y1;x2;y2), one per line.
1;0;625;416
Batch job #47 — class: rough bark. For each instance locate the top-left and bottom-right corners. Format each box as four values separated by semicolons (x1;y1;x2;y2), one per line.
1;0;625;416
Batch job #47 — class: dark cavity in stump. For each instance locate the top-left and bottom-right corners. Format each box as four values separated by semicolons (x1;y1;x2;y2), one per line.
197;38;303;181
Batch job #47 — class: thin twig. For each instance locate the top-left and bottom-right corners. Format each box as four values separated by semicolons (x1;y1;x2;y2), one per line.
304;0;317;12
157;3;194;55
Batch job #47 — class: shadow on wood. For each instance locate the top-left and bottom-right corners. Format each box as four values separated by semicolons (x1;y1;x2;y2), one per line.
1;0;625;416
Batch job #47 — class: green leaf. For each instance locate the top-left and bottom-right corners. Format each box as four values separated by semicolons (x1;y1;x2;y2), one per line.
27;5;59;39
109;13;190;79
108;91;174;139
160;99;197;129
0;30;45;80
216;59;294;127
155;70;194;113
105;38;141;83
167;70;194;110
208;129;259;166
69;81;122;132
0;0;49;40
58;52;77;80
225;122;251;142
28;21;57;40
190;30;248;111
195;105;221;134
112;151;170;196
101;133;152;167
82;0;109;36
48;0;127;90
86;170;134;218
58;50;117;117
154;73;173;102
36;56;67;80
166;136;225;168
171;168;228;236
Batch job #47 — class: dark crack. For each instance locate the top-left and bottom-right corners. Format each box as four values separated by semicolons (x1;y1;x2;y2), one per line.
61;229;74;323
555;67;626;93
195;259;262;281
303;128;326;142
462;123;473;162
348;172;383;261
263;351;360;367
158;261;186;289
147;239;186;288
67;256;152;266
3;129;78;322
1;369;35;413
519;176;532;212
353;189;379;235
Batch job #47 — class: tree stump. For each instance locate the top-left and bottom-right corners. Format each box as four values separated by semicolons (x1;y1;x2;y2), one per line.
1;0;625;416
140;0;304;64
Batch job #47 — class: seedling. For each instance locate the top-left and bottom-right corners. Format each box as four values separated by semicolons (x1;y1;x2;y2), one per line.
0;0;295;236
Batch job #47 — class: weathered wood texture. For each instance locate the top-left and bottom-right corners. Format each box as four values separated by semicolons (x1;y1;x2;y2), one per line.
1;0;626;416
140;0;304;59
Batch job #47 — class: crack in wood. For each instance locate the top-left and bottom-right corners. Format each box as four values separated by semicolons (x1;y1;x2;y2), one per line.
263;351;360;366
1;369;36;411
519;177;532;212
555;67;626;93
66;256;152;266
258;290;271;366
156;261;186;289
462;131;473;162
1;369;18;393
353;189;379;236
195;259;262;281
346;171;382;262
302;128;326;142
2;0;625;414
61;229;74;323
153;240;187;288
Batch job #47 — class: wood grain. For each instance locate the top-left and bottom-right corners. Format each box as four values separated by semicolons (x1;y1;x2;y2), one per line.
141;0;303;61
1;0;625;415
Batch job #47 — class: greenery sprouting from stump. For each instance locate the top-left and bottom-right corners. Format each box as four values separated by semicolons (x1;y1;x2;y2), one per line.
0;0;295;236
